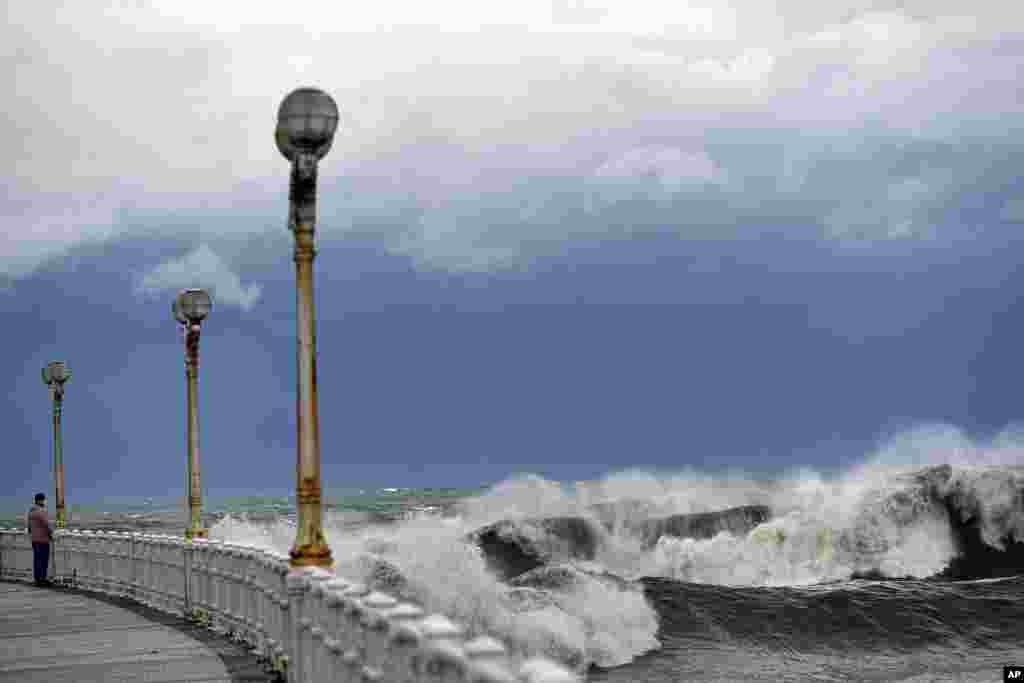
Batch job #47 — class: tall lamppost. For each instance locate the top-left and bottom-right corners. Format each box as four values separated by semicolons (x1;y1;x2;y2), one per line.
174;288;212;540
275;87;338;568
41;361;71;529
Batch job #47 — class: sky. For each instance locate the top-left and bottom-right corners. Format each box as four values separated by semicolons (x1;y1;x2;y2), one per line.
3;1;1024;505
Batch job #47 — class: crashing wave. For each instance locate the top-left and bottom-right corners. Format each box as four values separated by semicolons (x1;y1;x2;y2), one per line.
204;450;1024;674
467;516;606;581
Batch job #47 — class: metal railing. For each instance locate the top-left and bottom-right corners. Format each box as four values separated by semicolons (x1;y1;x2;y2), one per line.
0;528;578;683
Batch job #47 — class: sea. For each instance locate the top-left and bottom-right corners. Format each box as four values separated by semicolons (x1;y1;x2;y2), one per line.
5;460;1024;682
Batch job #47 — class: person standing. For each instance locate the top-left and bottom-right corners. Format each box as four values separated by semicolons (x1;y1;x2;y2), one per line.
27;493;54;586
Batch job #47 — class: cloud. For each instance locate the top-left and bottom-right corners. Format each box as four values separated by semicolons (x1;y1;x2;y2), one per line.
1001;198;1024;223
0;188;122;278
2;1;1023;276
134;244;262;311
593;146;722;188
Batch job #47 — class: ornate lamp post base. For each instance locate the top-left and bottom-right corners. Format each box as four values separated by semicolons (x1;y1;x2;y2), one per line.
184;527;209;540
288;542;333;567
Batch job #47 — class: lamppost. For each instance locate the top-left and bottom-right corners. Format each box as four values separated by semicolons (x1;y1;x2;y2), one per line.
174;288;212;540
275;86;338;568
41;361;71;529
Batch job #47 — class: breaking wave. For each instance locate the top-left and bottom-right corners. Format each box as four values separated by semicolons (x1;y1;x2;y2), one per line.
209;423;1024;673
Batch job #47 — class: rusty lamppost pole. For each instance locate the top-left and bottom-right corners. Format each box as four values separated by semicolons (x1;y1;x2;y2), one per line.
174;288;212;540
275;87;339;569
41;361;71;529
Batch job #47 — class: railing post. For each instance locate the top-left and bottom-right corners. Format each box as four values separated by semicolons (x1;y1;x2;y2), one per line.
146;536;157;608
154;536;164;611
157;536;167;612
139;535;150;606
307;569;335;682
463;637;515;683
228;545;242;639
49;531;59;585
274;554;291;679
87;531;97;591
211;541;226;634
77;531;87;590
336;583;371;681
251;551;264;659
167;536;178;613
117;532;129;596
8;531;16;581
203;541;216;628
240;547;255;644
69;530;78;588
79;531;91;590
107;532;116;595
222;545;235;636
58;530;67;587
252;551;266;653
192;538;209;624
286;567;315;683
321;578;351;682
51;530;61;586
0;530;9;580
217;541;229;632
148;535;157;606
99;532;110;594
106;531;117;594
235;547;249;641
377;602;426;682
106;532;115;593
147;534;155;605
184;540;193;618
23;531;33;582
175;536;185;613
357;592;398;673
129;533;137;600
256;551;272;662
241;549;253;644
174;537;185;615
415;614;466;683
135;535;145;604
74;530;83;588
258;550;276;662
149;535;160;609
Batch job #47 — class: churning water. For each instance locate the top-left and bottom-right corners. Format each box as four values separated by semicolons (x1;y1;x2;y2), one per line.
18;425;1024;681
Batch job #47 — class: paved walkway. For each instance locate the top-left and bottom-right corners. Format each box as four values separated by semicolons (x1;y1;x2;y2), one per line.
0;580;277;683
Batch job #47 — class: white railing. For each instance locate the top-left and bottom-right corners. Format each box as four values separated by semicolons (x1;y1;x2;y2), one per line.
0;528;578;683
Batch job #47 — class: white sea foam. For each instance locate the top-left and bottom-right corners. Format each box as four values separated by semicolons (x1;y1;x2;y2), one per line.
210;487;661;670
208;423;1024;669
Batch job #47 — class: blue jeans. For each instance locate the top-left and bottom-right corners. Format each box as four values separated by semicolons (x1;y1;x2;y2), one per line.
32;542;50;582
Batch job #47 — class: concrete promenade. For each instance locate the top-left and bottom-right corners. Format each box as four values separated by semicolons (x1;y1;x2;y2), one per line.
0;580;276;683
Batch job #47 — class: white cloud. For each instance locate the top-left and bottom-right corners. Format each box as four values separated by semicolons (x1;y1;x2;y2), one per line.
594;146;722;188
823;175;949;242
0;191;122;278
135;244;262;311
1;1;1022;275
584;146;726;213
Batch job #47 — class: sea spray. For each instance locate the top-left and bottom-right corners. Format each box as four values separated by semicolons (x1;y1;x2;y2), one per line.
210;494;661;670
205;426;1024;672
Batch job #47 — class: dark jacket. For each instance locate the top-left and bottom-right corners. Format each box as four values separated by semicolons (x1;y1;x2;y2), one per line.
27;504;53;544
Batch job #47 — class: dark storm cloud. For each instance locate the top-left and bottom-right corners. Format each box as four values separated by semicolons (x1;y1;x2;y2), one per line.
2;2;1023;278
3;2;1024;501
